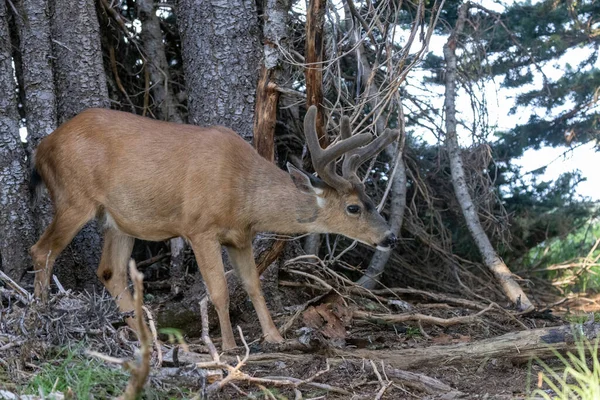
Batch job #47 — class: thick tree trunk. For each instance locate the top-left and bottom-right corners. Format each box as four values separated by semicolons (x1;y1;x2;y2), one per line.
14;0;57;233
51;0;109;120
0;2;35;279
177;0;261;140
138;0;186;279
14;0;56;150
49;0;109;289
443;4;533;311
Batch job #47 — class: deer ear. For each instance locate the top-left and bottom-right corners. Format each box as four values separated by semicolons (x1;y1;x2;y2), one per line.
286;162;326;194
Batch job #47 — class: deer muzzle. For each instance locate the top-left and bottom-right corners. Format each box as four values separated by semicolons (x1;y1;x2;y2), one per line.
376;232;398;251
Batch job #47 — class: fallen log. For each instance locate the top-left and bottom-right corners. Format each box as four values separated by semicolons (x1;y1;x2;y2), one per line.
334;322;600;369
164;322;600;371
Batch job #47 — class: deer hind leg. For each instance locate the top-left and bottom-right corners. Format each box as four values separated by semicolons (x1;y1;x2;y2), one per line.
226;245;284;344
189;236;236;350
96;226;135;328
31;204;96;302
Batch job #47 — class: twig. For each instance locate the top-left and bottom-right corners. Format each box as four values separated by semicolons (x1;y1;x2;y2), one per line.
118;260;153;400
199;298;221;363
136;252;170;268
0;270;32;303
371;360;393;400
142;305;162;367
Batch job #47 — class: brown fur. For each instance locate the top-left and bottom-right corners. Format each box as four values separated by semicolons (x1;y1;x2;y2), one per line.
31;109;393;350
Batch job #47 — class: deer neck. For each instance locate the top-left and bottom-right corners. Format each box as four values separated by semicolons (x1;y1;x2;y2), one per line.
248;165;324;235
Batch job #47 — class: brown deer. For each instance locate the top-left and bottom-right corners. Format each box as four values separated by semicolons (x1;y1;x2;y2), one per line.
30;105;398;350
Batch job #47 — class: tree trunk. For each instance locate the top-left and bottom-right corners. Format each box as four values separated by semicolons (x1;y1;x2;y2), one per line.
14;0;57;233
177;0;261;140
49;0;109;289
443;4;533;311
303;0;328;256
0;1;35;279
138;0;182;124
251;0;291;271
138;0;186;279
253;0;289;161
304;0;327;147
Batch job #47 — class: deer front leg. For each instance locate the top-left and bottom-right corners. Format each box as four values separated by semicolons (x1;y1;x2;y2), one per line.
226;244;284;344
190;236;237;350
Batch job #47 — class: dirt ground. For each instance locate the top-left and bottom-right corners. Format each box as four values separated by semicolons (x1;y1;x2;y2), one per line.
0;255;590;399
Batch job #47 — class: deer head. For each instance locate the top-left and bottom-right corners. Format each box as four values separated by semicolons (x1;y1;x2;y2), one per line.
288;105;399;250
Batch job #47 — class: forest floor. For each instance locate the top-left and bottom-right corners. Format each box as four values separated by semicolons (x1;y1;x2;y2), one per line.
1;259;598;400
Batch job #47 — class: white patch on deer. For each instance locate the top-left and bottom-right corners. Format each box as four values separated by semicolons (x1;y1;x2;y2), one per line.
313;188;326;208
104;212;118;230
316;196;326;208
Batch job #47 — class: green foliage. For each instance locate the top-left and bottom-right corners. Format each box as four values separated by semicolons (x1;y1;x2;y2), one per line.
521;216;600;292
476;0;600;156
528;336;600;400
26;348;129;399
405;326;422;338
22;346;191;399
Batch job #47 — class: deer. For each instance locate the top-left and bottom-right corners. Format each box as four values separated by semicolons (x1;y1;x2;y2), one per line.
30;105;399;350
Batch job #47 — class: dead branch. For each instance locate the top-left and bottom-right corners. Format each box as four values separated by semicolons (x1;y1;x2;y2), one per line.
141;305;162;367
193;325;353;397
118;261;153;400
353;304;493;327
199;297;222;363
0;270;32;304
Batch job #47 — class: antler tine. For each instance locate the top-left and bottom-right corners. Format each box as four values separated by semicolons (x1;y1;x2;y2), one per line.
304;106;372;190
342;128;400;181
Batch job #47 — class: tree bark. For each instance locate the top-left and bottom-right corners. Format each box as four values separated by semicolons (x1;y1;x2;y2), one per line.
49;0;109;289
138;0;182;124
304;0;327;147
0;1;35;279
51;0;109;121
251;0;291;274
443;4;533;311
14;0;57;233
177;0;261;140
253;0;289;162
303;0;328;256
138;0;186;279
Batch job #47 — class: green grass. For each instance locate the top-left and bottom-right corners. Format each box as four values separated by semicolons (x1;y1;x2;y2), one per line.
528;336;600;400
21;346;191;399
25;347;129;398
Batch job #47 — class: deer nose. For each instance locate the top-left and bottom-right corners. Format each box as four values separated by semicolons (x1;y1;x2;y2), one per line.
378;232;398;250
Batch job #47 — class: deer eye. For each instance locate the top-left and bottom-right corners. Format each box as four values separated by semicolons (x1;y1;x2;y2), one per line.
346;205;361;215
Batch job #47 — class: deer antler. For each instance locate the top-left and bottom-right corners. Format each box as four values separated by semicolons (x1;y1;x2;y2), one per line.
341;127;400;185
304;106;372;190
